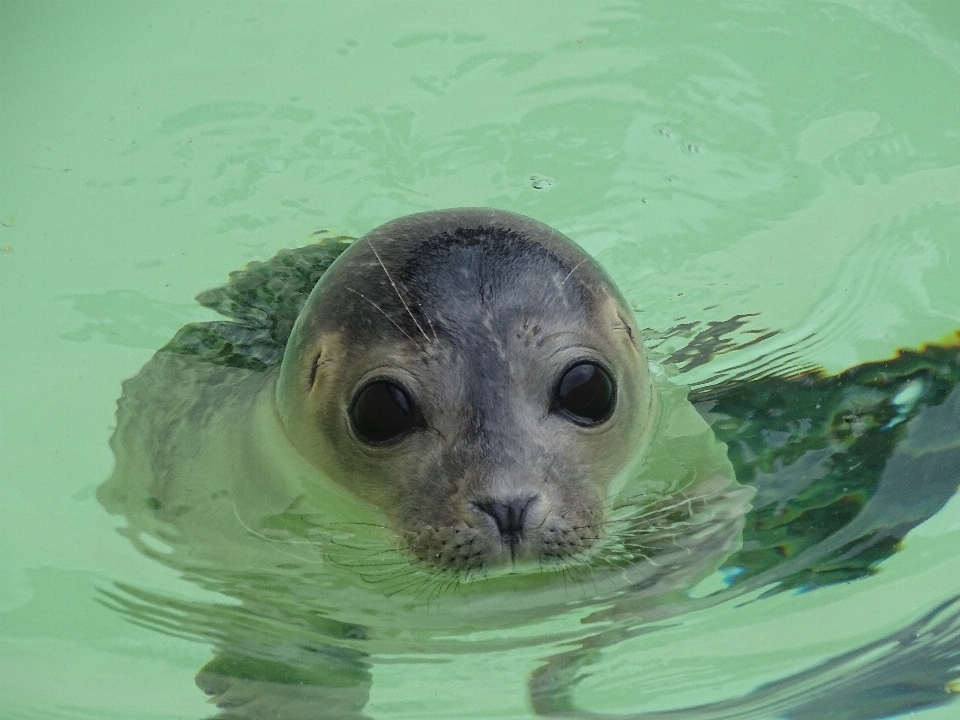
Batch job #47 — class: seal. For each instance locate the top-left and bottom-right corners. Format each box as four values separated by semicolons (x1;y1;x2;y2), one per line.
103;208;747;593
96;208;960;720
98;206;750;719
275;209;660;570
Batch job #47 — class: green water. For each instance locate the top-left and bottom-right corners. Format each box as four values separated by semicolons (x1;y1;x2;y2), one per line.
1;1;959;718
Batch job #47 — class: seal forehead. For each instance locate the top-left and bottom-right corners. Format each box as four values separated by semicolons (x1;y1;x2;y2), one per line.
398;225;595;337
295;209;622;353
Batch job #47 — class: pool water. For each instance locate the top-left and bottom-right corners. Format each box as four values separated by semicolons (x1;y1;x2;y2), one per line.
2;2;959;719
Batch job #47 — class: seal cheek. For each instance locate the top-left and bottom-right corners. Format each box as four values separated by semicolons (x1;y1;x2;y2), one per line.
405;523;494;571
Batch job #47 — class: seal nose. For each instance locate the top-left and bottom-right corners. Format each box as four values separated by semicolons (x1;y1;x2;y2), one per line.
473;495;538;543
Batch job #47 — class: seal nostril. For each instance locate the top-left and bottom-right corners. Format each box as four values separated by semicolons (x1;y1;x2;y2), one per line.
472;495;538;542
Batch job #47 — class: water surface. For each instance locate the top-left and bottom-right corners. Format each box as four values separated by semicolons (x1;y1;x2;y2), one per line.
2;2;959;718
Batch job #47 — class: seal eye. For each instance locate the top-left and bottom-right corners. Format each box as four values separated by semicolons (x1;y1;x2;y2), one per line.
351;381;418;444
556;362;615;425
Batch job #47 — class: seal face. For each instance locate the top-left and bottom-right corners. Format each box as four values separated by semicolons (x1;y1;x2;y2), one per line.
275;209;658;571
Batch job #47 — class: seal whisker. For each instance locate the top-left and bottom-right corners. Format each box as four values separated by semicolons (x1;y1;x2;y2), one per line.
589;489;661;521
556;559;592;594
360;572;418;590
592;546;645;568
322;520;395;533
230;502;325;564
607;489;666;507
367;240;432;344
327;542;414;565
612;491;714;526
345;287;424;348
328;543;408;557
359;564;426;590
417;570;457;604
357;562;426;583
305;519;392;530
440;576;462;600
349;556;415;569
560;258;587;286
330;556;411;569
373;564;426;584
417;300;440;343
383;569;443;598
666;533;694;555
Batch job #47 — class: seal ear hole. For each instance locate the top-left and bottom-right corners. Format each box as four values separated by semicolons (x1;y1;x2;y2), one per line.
350;380;420;445
309;353;323;387
616;313;635;343
555;361;615;426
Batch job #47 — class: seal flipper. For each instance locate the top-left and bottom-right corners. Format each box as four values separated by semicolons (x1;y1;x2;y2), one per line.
163;237;352;370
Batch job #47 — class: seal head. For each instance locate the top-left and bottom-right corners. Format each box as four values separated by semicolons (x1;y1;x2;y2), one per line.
276;209;657;571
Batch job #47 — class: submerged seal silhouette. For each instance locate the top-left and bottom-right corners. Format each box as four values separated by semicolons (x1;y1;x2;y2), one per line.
275;209;658;569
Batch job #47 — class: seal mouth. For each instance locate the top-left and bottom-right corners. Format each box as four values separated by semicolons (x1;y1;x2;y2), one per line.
400;491;606;573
